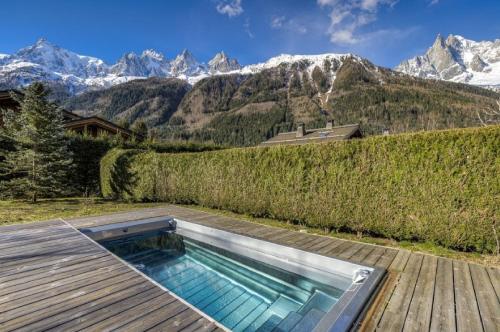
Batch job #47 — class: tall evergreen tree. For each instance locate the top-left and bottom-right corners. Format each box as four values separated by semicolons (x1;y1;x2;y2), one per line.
0;83;73;202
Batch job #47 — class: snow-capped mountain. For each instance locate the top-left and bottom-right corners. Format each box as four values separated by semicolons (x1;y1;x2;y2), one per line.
0;39;245;94
110;50;170;77
396;34;500;89
0;38;379;95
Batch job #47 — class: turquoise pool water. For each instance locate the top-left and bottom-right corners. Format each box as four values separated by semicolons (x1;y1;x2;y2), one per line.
100;231;344;332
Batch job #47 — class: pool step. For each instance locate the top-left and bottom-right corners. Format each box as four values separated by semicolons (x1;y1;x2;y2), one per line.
233;302;269;331
122;248;157;262
298;290;337;314
212;292;252;321
240;295;301;332
290;308;325;332
221;297;263;329
254;314;282;332
272;312;303;332
186;244;311;302
267;295;301;317
203;287;246;316
186;247;282;301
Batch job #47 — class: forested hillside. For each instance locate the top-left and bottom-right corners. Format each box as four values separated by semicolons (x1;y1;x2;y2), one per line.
64;57;500;146
64;78;191;129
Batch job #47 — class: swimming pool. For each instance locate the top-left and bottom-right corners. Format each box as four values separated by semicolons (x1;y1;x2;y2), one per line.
83;217;385;332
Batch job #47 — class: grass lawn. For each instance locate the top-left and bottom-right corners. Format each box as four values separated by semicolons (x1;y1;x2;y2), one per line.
0;198;166;226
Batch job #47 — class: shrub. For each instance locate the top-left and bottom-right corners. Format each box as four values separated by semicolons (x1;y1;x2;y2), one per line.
101;126;500;253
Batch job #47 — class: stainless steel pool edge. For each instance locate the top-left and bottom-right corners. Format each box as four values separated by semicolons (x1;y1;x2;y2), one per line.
312;267;387;332
175;219;367;291
80;216;176;241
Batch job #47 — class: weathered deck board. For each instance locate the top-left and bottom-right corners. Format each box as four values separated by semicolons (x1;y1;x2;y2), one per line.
469;264;500;332
429;258;456;332
403;255;438;332
453;260;484;332
1;205;498;332
376;253;424;331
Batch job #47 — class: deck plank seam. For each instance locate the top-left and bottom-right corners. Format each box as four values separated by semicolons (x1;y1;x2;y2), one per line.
10;279;156;332
485;268;500;303
0;268;137;319
0;258;128;302
0;252;110;281
374;251;412;330
0;273;145;330
400;255;425;331
468;263;487;332
0;255;122;297
427;256;439;331
35;285;160;331
77;291;178;331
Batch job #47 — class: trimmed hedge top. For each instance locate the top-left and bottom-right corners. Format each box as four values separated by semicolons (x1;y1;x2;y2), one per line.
101;126;500;253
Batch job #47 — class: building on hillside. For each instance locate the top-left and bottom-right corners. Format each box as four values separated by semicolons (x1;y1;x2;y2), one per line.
0;90;135;139
260;120;362;146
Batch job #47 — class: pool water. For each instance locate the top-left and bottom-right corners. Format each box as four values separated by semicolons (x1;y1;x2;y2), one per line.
100;231;344;332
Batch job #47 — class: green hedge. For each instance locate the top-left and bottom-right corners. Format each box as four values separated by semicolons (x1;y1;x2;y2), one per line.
68;135;223;196
101;126;500;253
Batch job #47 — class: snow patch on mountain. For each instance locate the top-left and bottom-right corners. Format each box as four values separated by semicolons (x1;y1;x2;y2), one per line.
238;53;355;75
396;34;500;89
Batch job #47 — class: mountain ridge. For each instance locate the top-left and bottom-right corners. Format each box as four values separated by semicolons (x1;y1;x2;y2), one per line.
0;38;243;94
64;56;500;146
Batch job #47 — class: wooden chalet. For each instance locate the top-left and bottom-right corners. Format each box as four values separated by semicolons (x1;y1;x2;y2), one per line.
0;90;134;139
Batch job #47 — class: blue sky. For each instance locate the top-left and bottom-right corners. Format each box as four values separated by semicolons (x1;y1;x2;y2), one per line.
1;0;499;68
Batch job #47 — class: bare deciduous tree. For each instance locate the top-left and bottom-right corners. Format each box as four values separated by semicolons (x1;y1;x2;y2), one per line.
477;99;500;126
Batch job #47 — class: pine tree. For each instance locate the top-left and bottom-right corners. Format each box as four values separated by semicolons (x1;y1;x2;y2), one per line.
0;83;73;202
131;120;148;139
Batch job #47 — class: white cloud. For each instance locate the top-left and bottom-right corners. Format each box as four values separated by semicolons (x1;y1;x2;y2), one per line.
270;15;308;34
244;18;254;38
216;0;243;17
318;0;399;44
271;16;286;29
429;0;439;5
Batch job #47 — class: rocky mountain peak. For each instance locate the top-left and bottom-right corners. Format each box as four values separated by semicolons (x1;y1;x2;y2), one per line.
171;49;201;75
208;51;241;73
141;49;165;61
111;52;147;76
470;54;488;72
396;34;500;89
433;34;445;48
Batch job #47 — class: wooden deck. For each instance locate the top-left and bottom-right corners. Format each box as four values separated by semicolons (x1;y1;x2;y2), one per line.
1;205;499;331
0;218;224;332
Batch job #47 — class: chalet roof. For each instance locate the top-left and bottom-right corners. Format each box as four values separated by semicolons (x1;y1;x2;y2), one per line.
64;116;136;138
0;90;22;106
260;123;362;146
